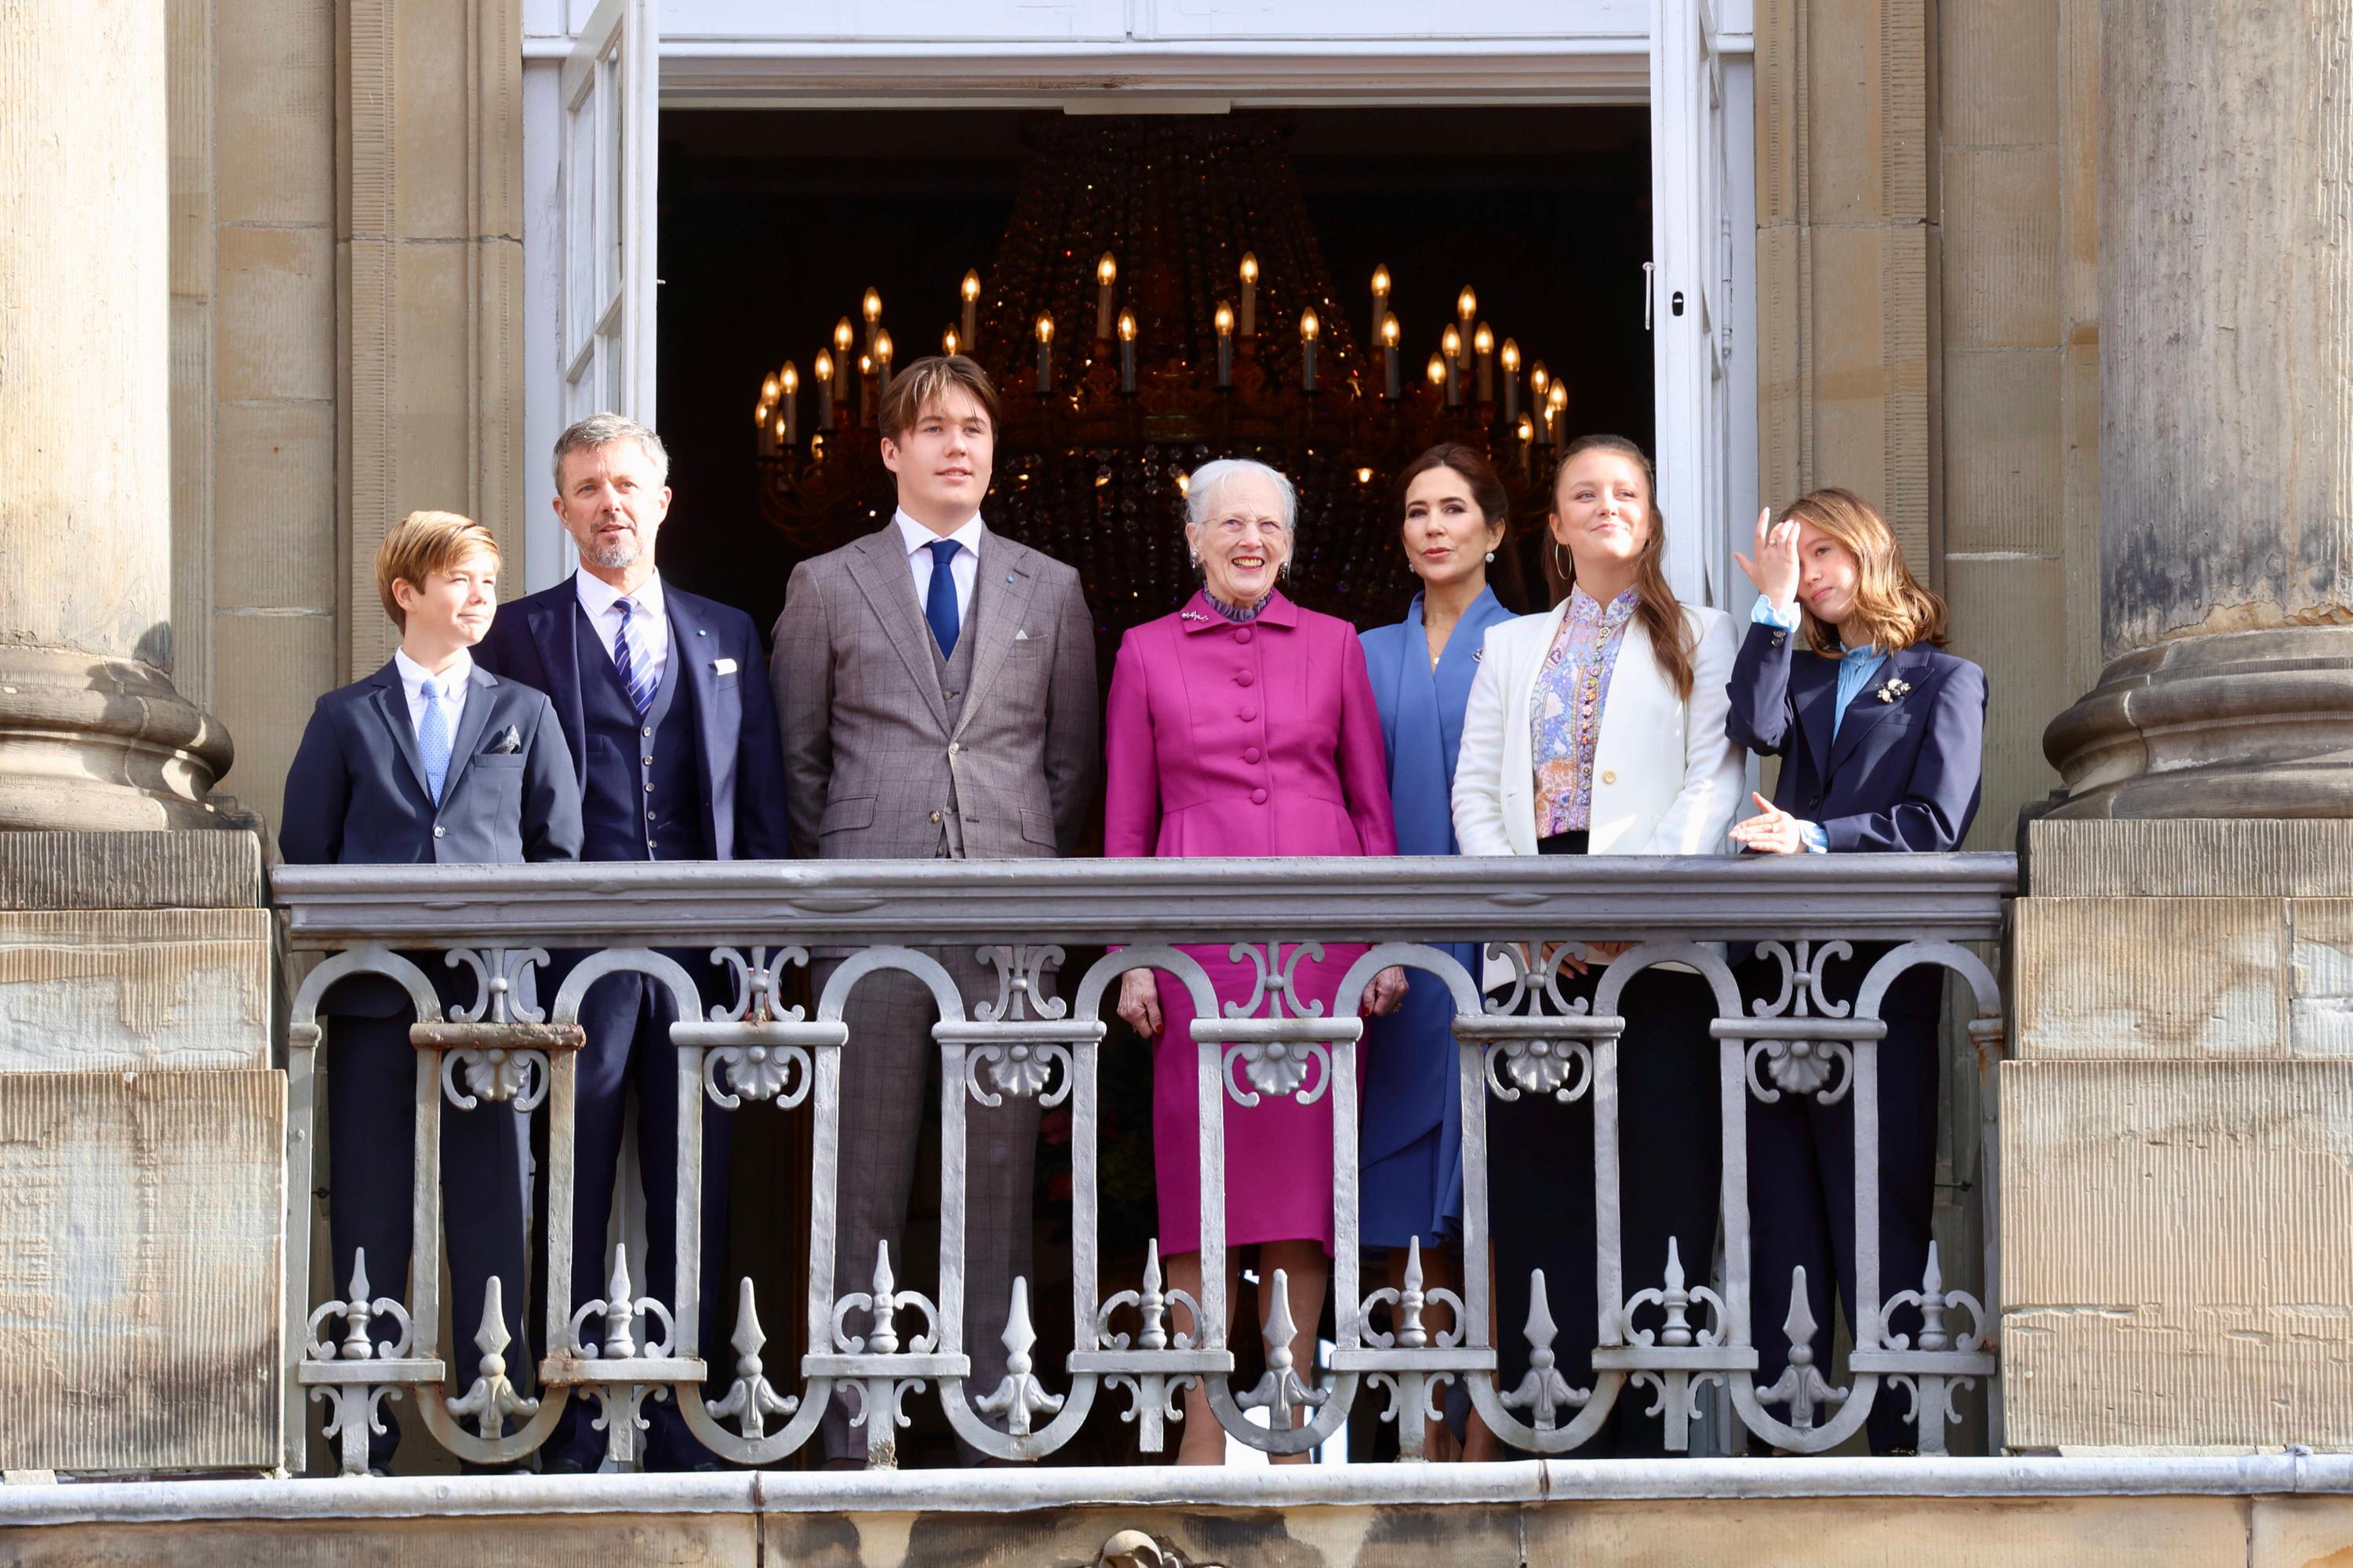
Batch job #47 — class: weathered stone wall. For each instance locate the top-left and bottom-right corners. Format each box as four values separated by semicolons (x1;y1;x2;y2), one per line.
165;0;340;841
0;834;281;1474
2005;820;2353;1448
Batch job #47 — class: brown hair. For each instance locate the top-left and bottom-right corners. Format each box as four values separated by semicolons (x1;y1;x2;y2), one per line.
1394;442;1529;613
1780;487;1948;654
376;511;498;630
1544;434;1695;700
878;354;1001;443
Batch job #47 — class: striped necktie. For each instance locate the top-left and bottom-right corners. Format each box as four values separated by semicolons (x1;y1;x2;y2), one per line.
611;599;654;716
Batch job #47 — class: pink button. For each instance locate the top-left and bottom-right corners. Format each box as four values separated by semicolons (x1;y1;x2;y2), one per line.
1234;627;1254;645
1235;670;1255;687
1244;746;1263;763
1238;706;1257;722
1249;788;1268;804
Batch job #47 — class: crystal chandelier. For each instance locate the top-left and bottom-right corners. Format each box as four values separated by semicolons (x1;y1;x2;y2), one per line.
752;116;1568;633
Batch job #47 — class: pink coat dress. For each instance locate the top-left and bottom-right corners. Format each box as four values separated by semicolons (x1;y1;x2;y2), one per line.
1104;590;1399;1255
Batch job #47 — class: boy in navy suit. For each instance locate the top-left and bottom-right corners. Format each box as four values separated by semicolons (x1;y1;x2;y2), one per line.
282;510;582;1473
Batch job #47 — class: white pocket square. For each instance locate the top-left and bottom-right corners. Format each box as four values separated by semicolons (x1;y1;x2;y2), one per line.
1013;629;1031;641
712;657;740;675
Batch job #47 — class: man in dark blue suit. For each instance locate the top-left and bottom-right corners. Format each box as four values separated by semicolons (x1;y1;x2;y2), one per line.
282;510;582;1475
475;413;789;1472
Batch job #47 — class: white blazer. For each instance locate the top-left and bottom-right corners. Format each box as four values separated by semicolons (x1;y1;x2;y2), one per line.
1453;595;1744;858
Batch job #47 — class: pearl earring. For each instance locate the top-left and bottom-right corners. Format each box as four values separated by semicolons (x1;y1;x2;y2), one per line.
1485;551;1496;563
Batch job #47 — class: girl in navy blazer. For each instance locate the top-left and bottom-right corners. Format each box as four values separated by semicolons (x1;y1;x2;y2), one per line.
1726;486;1985;1453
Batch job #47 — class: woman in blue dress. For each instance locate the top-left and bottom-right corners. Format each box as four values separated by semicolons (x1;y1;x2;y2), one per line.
1357;442;1523;1461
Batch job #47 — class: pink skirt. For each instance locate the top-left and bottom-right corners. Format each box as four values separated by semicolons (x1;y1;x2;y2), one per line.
1147;940;1368;1257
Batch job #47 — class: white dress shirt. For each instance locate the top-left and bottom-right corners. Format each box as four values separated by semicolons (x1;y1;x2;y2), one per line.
574;568;670;691
894;508;984;622
392;647;471;740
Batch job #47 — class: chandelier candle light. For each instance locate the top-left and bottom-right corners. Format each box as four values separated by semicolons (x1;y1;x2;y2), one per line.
832;318;854;406
1238;252;1259;337
1370;264;1391;355
1214;301;1235;387
1501;338;1521;421
1118;309;1138;394
1035;310;1054;393
862;287;882;351
875;329;894;396
1475;322;1494;403
1529;361;1551;446
1096;254;1118;340
942;326;959;357
961;269;981;350
1442;323;1464;409
779;362;798;447
1382;311;1401;399
857;354;874;426
814;349;835;429
1299;307;1319;394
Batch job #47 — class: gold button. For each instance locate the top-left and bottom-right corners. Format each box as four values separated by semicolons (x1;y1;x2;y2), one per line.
930;809;942;823
1601;769;1617;785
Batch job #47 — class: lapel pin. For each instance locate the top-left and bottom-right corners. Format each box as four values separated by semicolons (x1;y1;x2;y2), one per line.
1875;675;1913;704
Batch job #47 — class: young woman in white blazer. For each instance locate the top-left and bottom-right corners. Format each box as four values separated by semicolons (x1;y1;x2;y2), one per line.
1451;432;1743;1456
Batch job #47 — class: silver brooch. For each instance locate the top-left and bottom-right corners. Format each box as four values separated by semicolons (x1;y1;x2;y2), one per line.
1179;610;1209;622
1875;676;1913;704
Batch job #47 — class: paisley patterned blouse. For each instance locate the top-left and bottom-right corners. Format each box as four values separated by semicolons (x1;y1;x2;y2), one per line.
1530;585;1640;835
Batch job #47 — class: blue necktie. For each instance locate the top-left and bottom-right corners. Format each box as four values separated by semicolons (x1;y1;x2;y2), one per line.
612;599;654;715
417;677;451;806
924;538;962;658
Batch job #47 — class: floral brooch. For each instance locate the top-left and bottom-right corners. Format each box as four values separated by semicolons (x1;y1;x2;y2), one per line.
1875;675;1914;704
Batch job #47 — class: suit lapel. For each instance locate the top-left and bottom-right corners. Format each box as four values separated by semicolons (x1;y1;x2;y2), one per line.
1792;653;1838;780
529;590;587;788
952;531;1038;739
435;666;500;803
667;591;723;778
1827;645;1918;773
362;662;434;803
843;529;951;733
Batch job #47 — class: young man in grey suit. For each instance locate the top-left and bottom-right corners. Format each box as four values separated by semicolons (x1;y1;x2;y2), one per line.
770;355;1099;1466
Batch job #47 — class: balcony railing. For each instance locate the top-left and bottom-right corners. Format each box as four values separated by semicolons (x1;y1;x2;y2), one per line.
272;853;2015;1475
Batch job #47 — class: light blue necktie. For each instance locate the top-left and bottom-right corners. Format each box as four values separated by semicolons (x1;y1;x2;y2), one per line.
417;677;452;806
612;599;655;715
924;539;962;658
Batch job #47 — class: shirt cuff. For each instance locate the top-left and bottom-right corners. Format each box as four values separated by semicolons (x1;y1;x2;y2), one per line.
1799;821;1828;853
1750;597;1800;631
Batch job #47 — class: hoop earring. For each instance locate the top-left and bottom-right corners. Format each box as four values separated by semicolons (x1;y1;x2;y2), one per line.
1550;537;1574;582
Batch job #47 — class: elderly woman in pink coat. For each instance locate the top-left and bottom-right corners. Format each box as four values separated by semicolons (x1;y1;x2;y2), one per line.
1107;457;1406;1464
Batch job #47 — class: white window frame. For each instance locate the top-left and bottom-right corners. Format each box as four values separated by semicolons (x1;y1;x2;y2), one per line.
520;2;1757;600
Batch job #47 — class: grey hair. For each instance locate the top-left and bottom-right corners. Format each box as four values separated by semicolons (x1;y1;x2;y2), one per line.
552;412;671;492
1184;458;1297;534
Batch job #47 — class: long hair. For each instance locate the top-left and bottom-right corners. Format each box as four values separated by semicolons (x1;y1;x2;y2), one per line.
1544;434;1694;700
1780;487;1947;654
1394;442;1529;613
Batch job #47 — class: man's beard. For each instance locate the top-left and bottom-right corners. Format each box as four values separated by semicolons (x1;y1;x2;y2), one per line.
579;529;641;569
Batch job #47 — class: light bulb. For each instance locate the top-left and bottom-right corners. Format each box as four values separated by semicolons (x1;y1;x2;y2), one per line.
1300;307;1319;342
1214;302;1235;337
1097;253;1118;287
1474;323;1493;355
1500;338;1521;372
1035;311;1055;344
961;269;981;302
1118;309;1137;342
862;288;882;323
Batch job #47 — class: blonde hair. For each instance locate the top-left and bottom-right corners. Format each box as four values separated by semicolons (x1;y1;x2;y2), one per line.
1780;488;1947;654
376;511;499;630
879;355;1002;442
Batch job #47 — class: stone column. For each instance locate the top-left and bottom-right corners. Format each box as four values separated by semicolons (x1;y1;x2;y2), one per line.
0;1;231;830
2042;0;2353;817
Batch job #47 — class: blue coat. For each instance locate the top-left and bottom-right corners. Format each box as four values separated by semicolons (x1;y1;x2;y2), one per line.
475;578;791;861
1357;587;1515;1248
1724;620;1987;852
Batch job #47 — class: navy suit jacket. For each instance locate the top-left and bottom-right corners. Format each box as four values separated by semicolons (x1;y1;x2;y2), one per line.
475;578;791;861
1724;619;1987;853
280;658;584;1013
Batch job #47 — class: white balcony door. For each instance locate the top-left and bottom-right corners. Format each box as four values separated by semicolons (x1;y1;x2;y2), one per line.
1649;0;1741;607
561;0;659;433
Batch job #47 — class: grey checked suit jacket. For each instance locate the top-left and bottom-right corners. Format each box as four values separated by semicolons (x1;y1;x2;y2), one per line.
769;523;1099;860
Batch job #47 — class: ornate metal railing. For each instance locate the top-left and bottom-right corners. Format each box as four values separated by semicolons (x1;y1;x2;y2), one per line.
273;853;2014;1475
